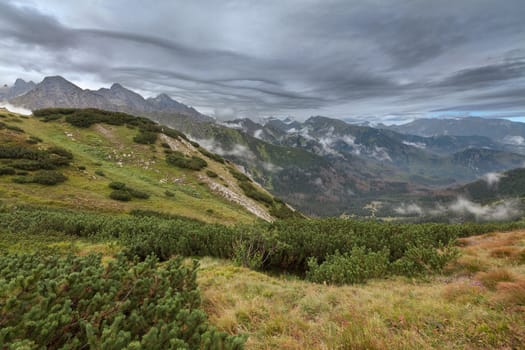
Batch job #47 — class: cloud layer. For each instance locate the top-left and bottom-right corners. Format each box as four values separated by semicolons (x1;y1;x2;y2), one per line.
0;0;524;121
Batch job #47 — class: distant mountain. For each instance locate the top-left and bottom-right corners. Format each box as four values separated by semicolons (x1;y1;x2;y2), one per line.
0;78;36;100
147;93;205;119
11;76;110;110
95;83;152;113
385;117;525;147
10;76;211;122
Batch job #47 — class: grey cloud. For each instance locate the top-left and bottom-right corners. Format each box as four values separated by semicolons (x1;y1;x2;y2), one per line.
435;60;525;89
0;0;524;120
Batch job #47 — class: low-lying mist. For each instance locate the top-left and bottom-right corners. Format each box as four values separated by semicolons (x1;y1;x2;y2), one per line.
0;102;31;115
395;196;522;222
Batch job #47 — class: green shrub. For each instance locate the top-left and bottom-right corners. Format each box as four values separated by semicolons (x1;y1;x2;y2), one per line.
307;247;390;284
161;142;171;148
108;182;149;200
133;130;158;144
32;170;67;185
109;190;132;201
26;136;42;144
128;188;150;199
165;190;175;197
206;170;218;178
47;146;73;160
239;181;274;204
391;242;460;276
229;167;251;182
5;124;24;133
33;108;76;117
0;145;72;170
11;159;43;170
0;253;246;349
109;181;126;190
162;128;188;141
12;176;32;184
78;165;86;170
0;167;16;176
199;148;225;163
190;141;200;148
94;170;105;177
166;152;207;170
269;202;301;219
11;171;67;185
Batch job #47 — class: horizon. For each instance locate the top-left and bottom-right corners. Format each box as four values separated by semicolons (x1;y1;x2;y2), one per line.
1;0;524;123
2;74;525;125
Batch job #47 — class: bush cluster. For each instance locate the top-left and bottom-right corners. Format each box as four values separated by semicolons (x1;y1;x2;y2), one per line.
25;135;42;144
0;253;245;349
198;148;225;163
307;247;390;284
33;108;191;144
228;167;251;182
0;121;24;133
108;182;150;201
12;170;67;185
133;130;158;144
0;167;16;175
206;170;218;178
238;181;274;204
166;151;208;171
3;206;524;284
0;145;73;171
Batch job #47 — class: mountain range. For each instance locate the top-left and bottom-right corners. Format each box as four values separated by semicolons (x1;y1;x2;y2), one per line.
9;76;210;122
6;76;525;216
385;117;525;154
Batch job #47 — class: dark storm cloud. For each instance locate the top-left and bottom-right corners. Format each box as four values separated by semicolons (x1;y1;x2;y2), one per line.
0;0;524;120
435;59;525;89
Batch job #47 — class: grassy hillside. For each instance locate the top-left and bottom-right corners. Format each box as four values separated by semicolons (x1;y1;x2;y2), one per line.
0;108;294;223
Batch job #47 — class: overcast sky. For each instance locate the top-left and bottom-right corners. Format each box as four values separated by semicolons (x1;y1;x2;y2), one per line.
0;0;524;122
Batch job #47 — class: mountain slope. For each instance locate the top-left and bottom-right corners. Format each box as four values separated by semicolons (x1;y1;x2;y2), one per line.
0;78;36;100
0;107;291;223
457;167;525;202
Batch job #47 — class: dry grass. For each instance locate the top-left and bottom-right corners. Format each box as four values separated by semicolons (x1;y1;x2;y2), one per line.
494;279;525;307
198;230;525;349
476;268;515;290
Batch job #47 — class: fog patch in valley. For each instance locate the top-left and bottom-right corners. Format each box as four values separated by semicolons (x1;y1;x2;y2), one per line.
192;138;256;160
395;196;521;221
